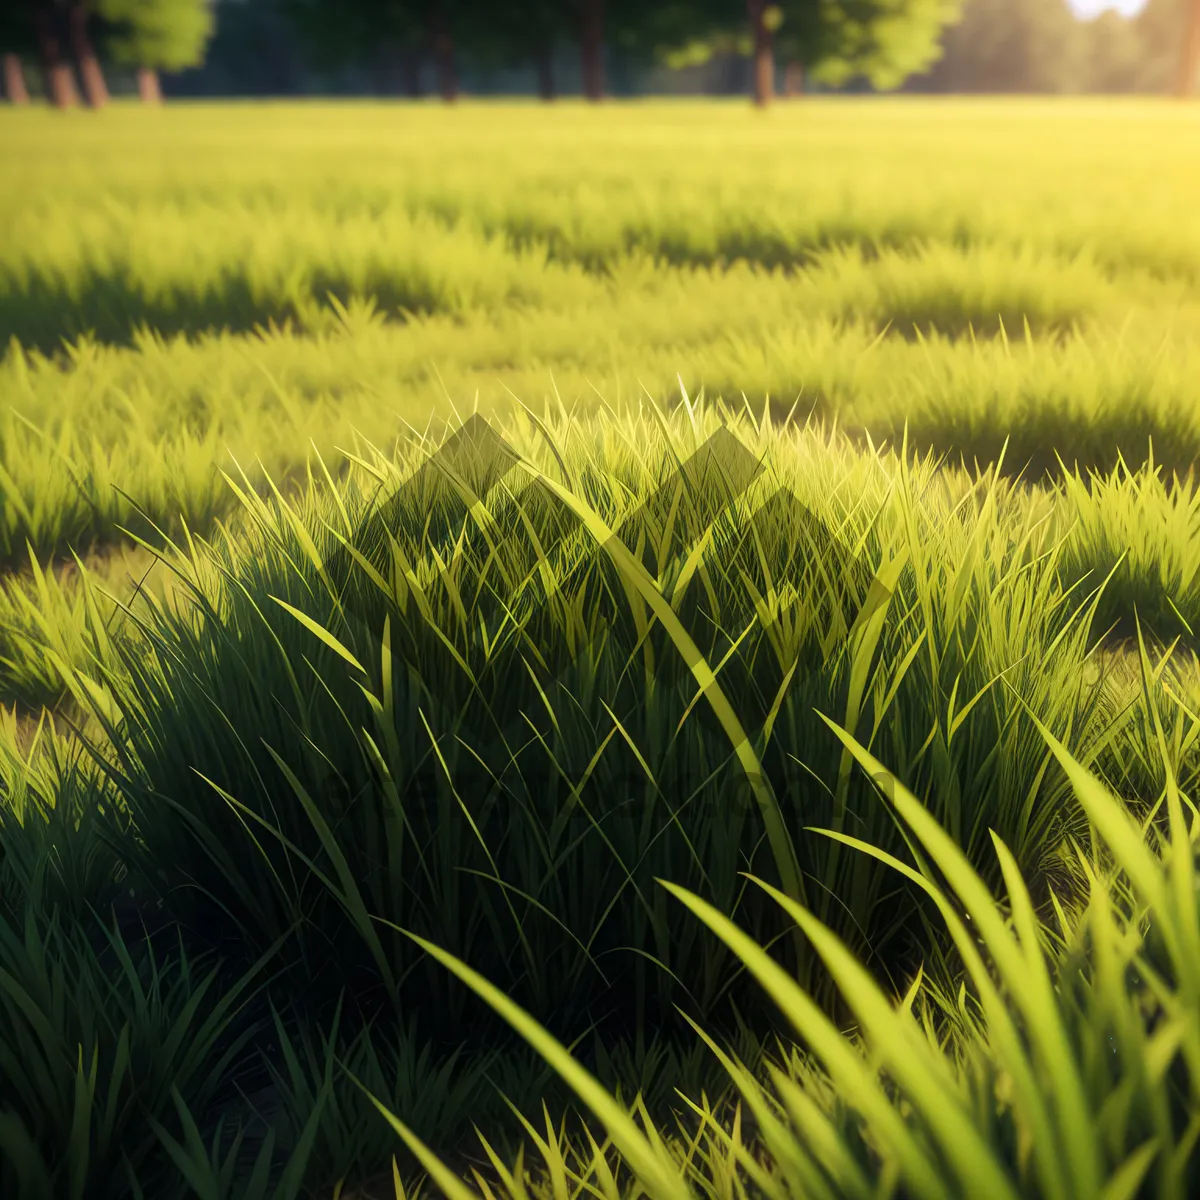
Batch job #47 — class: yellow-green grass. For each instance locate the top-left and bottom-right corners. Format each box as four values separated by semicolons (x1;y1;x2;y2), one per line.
3;399;1200;1198
32;403;1190;1062
1;99;1199;567
2;98;1200;1197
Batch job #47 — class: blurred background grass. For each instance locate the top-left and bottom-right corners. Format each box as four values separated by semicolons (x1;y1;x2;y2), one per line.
1;99;1199;568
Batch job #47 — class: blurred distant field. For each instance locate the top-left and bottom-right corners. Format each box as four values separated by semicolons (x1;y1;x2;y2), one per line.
1;98;1199;565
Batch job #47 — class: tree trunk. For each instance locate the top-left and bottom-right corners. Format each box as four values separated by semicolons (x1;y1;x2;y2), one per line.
137;65;161;103
580;0;603;101
433;34;456;101
2;53;30;104
430;10;456;101
784;59;803;97
402;46;422;98
369;46;394;94
33;5;78;108
535;43;555;101
1179;0;1200;97
67;1;108;109
745;0;774;107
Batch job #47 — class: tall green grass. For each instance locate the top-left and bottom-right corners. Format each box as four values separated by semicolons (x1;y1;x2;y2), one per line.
1;98;1199;1197
4;320;1200;565
3;100;1199;347
38;401;1168;1058
386;640;1200;1198
0;398;1196;1196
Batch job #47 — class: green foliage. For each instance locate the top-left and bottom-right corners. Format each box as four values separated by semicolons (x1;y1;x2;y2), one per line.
622;0;966;88
4;395;1199;1194
279;0;502;76
0;867;279;1199
1053;452;1200;649
97;0;214;72
916;0;1187;94
0;3;35;57
793;0;967;89
608;0;739;67
36;400;1173;1075
457;0;574;70
279;0;424;70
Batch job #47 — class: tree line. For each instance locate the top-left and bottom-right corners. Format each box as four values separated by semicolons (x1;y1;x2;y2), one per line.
1;1;213;106
2;0;1199;108
905;0;1200;97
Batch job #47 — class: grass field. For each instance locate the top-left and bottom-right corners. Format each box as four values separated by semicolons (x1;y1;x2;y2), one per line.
2;98;1200;1198
2;99;1200;564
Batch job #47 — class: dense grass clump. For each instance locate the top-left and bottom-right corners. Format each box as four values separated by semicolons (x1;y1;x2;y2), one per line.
48;403;1107;1038
394;667;1200;1200
0;398;1187;1195
0;400;1190;1190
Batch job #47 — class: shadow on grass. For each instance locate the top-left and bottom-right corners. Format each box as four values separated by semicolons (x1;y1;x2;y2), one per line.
843;419;1200;485
0;269;446;352
2;248;1088;353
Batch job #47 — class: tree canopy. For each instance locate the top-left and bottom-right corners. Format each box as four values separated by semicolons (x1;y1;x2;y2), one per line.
96;0;214;72
904;0;1191;95
0;6;35;58
783;0;966;90
7;0;1195;105
619;0;964;99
